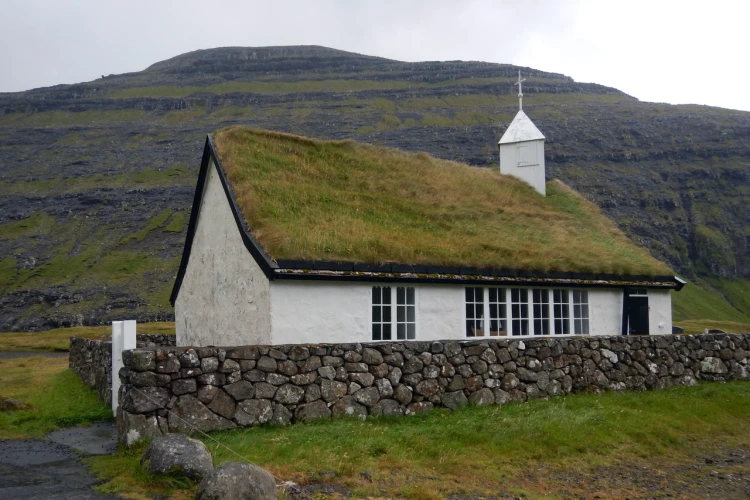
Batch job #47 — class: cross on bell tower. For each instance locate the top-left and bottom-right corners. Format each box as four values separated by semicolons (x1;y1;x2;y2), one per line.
514;70;526;111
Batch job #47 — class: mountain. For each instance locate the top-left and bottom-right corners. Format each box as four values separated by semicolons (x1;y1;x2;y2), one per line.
0;46;748;330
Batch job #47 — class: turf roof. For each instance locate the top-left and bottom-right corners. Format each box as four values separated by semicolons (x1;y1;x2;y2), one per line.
213;127;672;277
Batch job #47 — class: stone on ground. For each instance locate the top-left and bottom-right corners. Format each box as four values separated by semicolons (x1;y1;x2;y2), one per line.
0;396;33;411
196;461;276;500
141;434;213;480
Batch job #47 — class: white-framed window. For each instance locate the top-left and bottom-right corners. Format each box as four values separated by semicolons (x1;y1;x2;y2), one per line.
573;290;590;335
532;289;550;336
552;289;570;335
372;286;417;341
465;287;484;337
465;287;508;337
488;287;507;336
517;143;538;166
510;288;529;336
464;287;589;337
396;286;416;340
371;286;392;341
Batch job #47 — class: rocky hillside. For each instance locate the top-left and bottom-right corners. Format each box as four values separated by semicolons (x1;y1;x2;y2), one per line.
0;46;747;330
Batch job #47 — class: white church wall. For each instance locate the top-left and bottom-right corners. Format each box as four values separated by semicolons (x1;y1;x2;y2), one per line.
499;139;546;196
588;288;624;336
270;281;371;345
270;282;465;344
648;289;672;335
269;281;667;343
175;160;272;347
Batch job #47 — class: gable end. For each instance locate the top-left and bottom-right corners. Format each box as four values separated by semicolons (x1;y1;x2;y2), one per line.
169;135;277;306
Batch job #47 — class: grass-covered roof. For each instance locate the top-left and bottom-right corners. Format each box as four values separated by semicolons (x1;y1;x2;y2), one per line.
213;127;671;277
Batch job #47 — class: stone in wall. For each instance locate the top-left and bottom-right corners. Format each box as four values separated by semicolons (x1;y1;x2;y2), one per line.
69;334;177;407
113;333;750;445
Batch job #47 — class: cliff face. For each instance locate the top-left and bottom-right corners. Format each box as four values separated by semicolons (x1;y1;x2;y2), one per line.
0;46;747;330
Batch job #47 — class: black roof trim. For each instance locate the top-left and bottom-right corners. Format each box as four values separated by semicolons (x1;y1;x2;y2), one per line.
170;135;277;306
273;259;682;288
272;268;682;289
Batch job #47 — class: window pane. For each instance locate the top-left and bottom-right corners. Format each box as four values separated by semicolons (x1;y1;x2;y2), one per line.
397;306;405;322
383;287;391;304
373;287;381;304
466;303;474;319
407;323;415;340
407;306;415;322
466;321;475;337
383;307;391;322
372;324;381;341
406;287;415;304
383;323;391;340
372;306;380;322
397;323;405;340
397;287;405;304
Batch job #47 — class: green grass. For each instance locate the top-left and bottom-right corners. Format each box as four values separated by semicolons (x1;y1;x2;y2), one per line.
0;357;111;438
122;209;173;243
214;127;671;276
674;319;750;334
0;163;194;196
0;322;175;352
88;382;750;499
0;109;144;127
0;211;55;239
672;281;750;323
164;212;187;233
712;279;750;316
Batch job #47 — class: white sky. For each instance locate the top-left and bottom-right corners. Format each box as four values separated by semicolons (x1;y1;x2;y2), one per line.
1;0;748;111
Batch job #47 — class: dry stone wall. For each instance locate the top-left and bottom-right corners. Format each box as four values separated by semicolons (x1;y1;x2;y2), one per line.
115;333;750;445
70;334;175;407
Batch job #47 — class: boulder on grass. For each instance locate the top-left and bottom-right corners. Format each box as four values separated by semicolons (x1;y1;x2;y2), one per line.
0;396;33;411
196;461;276;500
141;434;213;480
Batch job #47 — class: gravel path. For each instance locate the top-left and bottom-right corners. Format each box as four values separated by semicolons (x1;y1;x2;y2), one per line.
0;423;119;499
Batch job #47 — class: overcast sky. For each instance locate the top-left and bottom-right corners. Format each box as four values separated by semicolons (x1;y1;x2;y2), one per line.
2;0;748;112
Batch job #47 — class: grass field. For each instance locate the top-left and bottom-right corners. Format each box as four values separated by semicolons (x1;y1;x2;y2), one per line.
0;322;175;352
0;357;111;438
87;382;750;499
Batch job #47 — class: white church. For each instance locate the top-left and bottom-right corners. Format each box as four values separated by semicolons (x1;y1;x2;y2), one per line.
170;73;685;347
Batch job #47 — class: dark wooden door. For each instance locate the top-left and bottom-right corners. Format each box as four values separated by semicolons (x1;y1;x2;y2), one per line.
627;297;649;335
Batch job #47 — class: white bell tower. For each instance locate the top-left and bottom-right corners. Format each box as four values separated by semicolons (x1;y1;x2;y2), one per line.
498;71;547;196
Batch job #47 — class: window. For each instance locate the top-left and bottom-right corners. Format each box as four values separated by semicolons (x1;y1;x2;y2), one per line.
396;287;416;340
532;289;550;336
464;287;588;337
511;288;529;336
573;290;589;334
372;286;392;341
488;288;507;336
465;287;484;337
517;144;538;166
372;286;416;340
629;288;647;297
552;289;570;335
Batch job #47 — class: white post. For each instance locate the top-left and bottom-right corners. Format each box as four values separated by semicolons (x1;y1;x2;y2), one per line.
111;320;137;416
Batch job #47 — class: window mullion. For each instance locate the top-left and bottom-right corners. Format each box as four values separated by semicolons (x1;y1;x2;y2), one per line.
482;287;492;338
